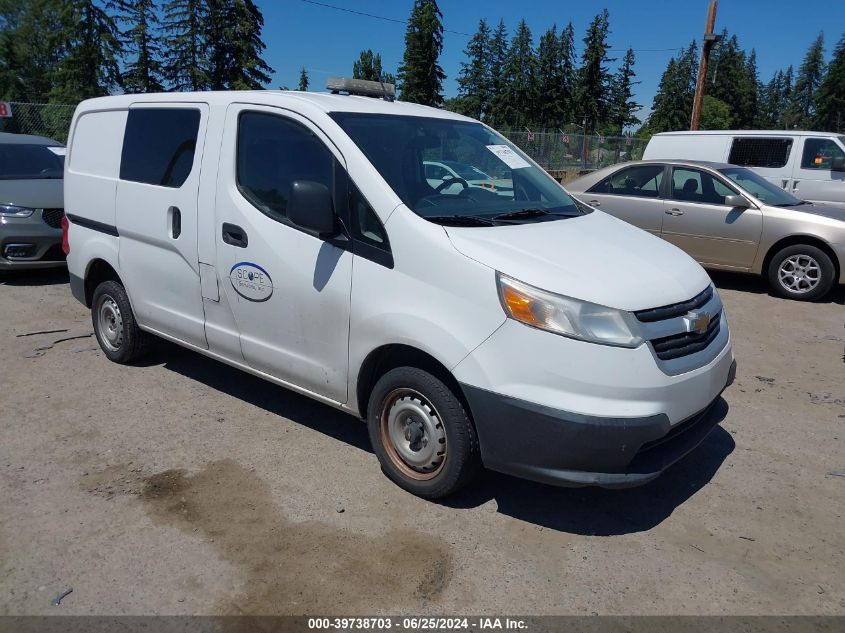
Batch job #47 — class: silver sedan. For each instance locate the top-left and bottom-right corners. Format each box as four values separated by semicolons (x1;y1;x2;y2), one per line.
566;160;845;301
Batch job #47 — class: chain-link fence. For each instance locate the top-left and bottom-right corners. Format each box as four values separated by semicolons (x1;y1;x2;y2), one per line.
501;129;647;173
0;102;76;143
0;102;646;175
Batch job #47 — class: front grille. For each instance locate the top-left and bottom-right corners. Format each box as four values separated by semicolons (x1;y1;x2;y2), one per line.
42;208;64;229
634;286;713;323
650;311;722;361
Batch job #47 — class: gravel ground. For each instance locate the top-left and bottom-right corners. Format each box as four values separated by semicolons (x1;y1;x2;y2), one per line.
0;269;843;616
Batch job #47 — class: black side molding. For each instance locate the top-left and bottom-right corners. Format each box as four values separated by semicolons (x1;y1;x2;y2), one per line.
66;214;119;237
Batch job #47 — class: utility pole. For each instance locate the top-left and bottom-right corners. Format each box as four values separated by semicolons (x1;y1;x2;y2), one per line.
690;0;719;130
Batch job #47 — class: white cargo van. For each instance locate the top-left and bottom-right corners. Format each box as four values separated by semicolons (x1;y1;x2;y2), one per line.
64;83;735;498
643;130;845;206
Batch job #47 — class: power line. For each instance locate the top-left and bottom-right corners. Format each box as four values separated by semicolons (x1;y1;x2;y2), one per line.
299;0;472;36
299;0;684;54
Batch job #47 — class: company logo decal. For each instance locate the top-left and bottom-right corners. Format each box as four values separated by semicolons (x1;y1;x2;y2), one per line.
229;262;273;302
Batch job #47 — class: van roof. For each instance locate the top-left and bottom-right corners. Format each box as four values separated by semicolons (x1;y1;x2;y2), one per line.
74;90;475;122
652;129;837;137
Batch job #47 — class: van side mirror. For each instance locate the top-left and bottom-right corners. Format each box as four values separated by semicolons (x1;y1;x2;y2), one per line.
832;156;845;171
724;194;751;208
288;181;336;235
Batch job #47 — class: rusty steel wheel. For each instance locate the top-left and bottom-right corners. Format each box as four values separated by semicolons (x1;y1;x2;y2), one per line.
378;388;447;481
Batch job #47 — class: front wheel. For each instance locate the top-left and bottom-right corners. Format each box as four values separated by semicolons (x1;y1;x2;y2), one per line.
767;244;836;301
367;367;480;499
91;280;150;363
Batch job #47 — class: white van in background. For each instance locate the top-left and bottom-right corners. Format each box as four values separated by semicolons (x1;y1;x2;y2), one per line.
63;82;735;498
643;130;845;206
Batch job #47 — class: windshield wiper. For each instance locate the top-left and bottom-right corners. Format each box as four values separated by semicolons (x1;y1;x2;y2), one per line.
423;214;498;226
493;208;550;220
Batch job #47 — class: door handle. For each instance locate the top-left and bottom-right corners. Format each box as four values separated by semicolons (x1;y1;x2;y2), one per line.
781;179;789;190
168;206;181;239
665;208;684;216
222;223;248;248
588;199;601;207
792;180;800;192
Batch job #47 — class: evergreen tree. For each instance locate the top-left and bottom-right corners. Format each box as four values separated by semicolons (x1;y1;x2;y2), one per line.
815;33;845;132
576;9;613;132
455;18;491;120
705;32;758;128
609;48;640;133
758;70;786;128
397;0;445;106
297;66;309;91
352;49;394;84
51;0;123;102
162;0;209;91
786;33;825;128
117;0;164;93
0;0;65;102
498;19;537;128
780;65;795;127
535;25;562;127
644;41;698;133
486;19;509;126
557;22;576;125
206;0;273;90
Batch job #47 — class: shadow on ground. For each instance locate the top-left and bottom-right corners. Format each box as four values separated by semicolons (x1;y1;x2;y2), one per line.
0;267;69;286
151;340;735;536
709;269;845;304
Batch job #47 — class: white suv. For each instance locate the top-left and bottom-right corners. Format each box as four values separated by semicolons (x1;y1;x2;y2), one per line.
63;82;735;498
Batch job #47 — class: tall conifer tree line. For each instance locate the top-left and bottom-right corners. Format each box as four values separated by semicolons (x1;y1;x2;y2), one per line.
1;0;843;135
0;0;273;102
644;30;845;134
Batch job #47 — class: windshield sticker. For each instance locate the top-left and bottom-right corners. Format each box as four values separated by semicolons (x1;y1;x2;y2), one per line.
230;262;273;302
486;145;531;170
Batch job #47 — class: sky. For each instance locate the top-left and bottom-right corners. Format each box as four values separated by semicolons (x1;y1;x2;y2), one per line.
258;0;845;123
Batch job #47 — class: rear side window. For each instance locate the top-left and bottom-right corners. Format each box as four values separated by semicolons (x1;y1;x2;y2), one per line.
588;164;664;198
800;137;845;170
119;108;200;187
237;111;334;225
728;137;792;168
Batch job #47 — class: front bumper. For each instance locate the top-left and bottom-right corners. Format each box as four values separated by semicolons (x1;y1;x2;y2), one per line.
0;214;64;270
453;317;736;488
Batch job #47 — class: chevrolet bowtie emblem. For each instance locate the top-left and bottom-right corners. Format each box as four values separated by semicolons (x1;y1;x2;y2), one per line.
690;312;711;335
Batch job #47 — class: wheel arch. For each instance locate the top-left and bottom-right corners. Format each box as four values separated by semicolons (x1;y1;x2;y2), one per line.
761;235;840;281
355;344;472;422
83;258;124;308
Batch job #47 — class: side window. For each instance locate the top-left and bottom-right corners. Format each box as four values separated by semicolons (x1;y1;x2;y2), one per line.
349;184;388;248
672;168;735;205
589;164;664;198
728;137;792;168
801;138;845;170
120;108;200;187
237;112;334;224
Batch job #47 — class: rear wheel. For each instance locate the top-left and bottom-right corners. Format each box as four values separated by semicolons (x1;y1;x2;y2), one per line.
767;244;836;301
367;367;480;499
91;280;150;363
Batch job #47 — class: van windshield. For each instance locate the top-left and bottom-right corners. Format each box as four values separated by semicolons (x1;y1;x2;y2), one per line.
331;113;582;226
718;166;802;207
0;143;65;180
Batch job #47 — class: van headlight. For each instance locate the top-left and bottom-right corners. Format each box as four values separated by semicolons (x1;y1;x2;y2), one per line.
496;273;643;348
0;204;35;218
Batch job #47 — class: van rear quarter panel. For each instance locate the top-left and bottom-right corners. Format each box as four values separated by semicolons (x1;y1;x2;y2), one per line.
65;108;128;229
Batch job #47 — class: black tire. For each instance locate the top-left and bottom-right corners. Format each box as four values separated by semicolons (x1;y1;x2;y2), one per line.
366;367;481;499
767;244;836;301
91;280;150;363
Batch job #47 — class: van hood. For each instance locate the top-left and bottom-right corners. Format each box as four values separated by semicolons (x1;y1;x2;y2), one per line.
444;211;711;312
0;178;63;209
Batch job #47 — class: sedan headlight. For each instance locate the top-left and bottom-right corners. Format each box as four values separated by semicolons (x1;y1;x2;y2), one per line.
496;273;643;348
0;204;35;218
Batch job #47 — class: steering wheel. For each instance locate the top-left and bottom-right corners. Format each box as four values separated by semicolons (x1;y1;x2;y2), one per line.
435;176;469;193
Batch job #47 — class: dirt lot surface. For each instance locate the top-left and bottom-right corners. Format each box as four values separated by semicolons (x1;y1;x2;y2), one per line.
0;269;843;616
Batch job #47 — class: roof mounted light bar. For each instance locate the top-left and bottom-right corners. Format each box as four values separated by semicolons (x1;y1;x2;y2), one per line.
327;77;395;101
